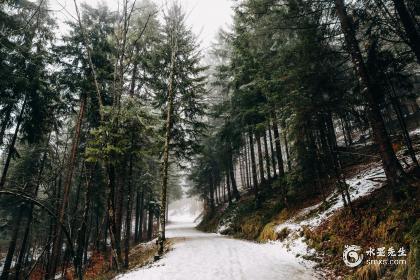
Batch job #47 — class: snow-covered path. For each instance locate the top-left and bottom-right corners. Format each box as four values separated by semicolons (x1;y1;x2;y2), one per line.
117;221;317;280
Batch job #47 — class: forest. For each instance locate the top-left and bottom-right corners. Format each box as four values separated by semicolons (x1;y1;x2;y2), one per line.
0;0;419;279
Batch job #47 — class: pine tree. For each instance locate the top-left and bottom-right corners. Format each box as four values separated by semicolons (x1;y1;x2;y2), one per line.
145;3;207;255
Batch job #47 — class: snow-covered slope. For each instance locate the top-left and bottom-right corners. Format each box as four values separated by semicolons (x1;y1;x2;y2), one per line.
273;160;386;259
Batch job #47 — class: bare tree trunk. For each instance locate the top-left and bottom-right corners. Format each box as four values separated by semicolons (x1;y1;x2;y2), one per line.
84;215;92;265
225;173;232;204
268;121;277;177
134;190;140;242
134;187;144;243
392;0;420;64
129;45;140;97
47;96;86;279
157;36;178;256
256;132;265;183
271;112;284;176
222;181;226;202
340;116;349;147
248;131;259;201
239;153;246;189
209;174;215;212
115;174;125;264
0;97;27;190
106;164;121;271
0;103;13;146
147;198;153;241
335;0;405;187
244;138;251;189
15;140;49;279
387;79;419;168
283;126;291;172
0;207;24;280
214;178;219;205
323;114;355;216
124;150;134;268
263;130;271;179
344;113;353;145
75;165;94;280
165;199;169;225
73;0;103;111
228;149;240;201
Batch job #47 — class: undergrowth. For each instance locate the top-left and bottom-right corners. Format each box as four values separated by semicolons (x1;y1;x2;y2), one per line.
304;182;420;280
198;171;419;280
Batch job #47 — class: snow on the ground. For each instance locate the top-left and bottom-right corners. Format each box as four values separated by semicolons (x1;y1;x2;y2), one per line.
216;203;236;234
116;221;318;280
274;160;386;259
409;127;420;137
275;127;420;260
274;131;420;260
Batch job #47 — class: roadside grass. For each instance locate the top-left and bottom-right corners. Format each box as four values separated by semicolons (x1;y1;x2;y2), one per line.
84;239;173;280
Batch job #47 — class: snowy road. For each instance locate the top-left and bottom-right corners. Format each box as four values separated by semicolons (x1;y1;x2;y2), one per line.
117;221;317;280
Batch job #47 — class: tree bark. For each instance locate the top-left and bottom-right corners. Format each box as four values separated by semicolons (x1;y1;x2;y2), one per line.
340;116;349;147
157;36;178;256
344;113;353;145
387;77;419;168
271;112;284;176
225;173;232;204
0;97;27;190
129;45;140;97
238;153;246;189
106;164;121;271
209;174;215;212
255;131;265;183
228;149;240;201
243;137;251;189
15;141;49;279
335;0;405;187
0;103;13;146
75;165;94;280
114;172;124;264
263;130;271;179
248;131;259;200
147;199;154;241
283;126;291;172
134;187;144;242
124;150;134;268
134;190;140;242
323;114;355;216
268;121;277;177
0;207;24;280
392;0;420;64
47;96;85;279
214;177;219;205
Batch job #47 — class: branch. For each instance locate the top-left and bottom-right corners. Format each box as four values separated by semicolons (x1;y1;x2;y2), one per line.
0;190;76;261
73;0;104;116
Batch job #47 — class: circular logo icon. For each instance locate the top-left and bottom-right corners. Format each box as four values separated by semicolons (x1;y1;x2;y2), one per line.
343;245;363;267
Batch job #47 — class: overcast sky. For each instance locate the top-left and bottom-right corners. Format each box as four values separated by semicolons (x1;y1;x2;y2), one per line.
47;0;233;51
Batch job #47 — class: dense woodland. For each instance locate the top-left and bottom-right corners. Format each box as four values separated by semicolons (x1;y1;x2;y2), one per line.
0;0;419;279
190;0;420;213
0;0;205;278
